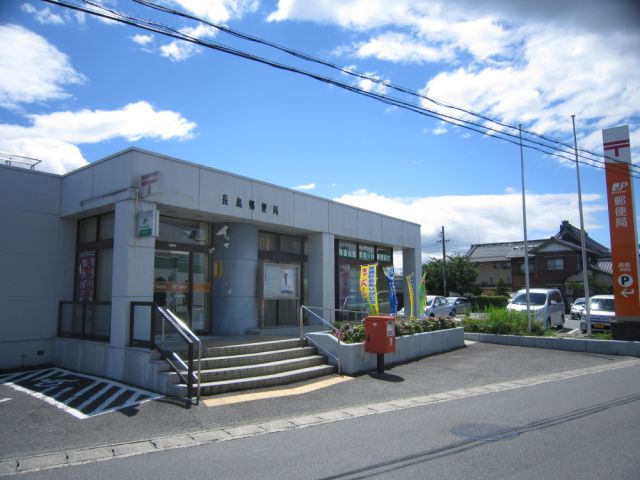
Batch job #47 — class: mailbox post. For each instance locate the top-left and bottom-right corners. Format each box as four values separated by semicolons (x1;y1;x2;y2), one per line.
364;316;396;373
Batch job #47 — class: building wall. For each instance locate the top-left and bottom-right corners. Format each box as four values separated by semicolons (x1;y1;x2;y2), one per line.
4;148;422;387
0;166;75;369
474;261;512;287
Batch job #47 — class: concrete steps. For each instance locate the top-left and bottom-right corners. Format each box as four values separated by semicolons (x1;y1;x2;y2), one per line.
163;338;336;397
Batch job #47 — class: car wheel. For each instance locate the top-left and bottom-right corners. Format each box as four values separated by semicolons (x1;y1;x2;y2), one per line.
450;309;456;318
429;313;435;318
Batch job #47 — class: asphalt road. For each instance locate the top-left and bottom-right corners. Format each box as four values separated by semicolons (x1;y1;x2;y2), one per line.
2;341;639;479
12;350;640;479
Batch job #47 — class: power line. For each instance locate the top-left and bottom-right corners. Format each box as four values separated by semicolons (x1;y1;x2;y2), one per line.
128;0;636;173
129;0;626;170
42;0;638;177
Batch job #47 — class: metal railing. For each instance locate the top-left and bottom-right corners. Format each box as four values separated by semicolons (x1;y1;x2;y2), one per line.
299;305;369;376
58;301;111;342
130;302;201;406
1;152;42;170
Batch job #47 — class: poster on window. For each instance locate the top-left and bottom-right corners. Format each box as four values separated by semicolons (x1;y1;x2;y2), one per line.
78;250;96;302
263;263;299;299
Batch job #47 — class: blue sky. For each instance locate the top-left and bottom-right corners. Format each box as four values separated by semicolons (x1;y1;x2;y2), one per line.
1;0;639;258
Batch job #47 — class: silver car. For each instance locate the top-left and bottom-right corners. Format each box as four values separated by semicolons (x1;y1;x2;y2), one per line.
446;297;471;315
506;288;565;328
580;295;615;333
570;297;586;320
425;295;454;318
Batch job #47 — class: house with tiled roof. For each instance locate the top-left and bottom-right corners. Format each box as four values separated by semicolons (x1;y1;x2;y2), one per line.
466;221;612;302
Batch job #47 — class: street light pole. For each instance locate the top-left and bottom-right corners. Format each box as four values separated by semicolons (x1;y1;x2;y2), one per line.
519;125;532;332
572;115;591;336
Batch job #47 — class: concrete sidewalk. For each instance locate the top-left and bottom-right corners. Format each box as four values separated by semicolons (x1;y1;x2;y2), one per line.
2;341;639;475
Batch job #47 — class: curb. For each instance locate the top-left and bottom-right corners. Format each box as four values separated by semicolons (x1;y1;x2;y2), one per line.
464;332;640;356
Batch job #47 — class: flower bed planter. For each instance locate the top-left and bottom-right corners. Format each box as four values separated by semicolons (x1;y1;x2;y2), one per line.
307;327;465;375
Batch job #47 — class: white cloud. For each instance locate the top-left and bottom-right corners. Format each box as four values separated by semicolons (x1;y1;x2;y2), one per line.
0;102;197;174
333;189;607;258
156;0;259;61
132;34;154;46
351;32;453;63
422;26;640;150
21;3;65;25
293;183;316;191
170;0;259;24
430;123;447;135
266;1;639;157
22;3;86;25
160;24;216;62
0;24;85;108
341;65;389;95
267;0;420;28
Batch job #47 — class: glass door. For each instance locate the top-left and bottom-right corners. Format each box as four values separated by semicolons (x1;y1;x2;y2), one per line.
153;250;211;334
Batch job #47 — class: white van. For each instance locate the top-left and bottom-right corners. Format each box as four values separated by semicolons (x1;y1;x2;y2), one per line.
506;288;565;328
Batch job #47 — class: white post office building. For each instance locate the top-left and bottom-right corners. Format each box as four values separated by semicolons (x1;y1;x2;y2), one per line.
1;148;421;392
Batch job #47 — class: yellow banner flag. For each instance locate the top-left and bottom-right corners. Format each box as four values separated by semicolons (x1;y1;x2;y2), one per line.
360;264;379;315
405;273;415;318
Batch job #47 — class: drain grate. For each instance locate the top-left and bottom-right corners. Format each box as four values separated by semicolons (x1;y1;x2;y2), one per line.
451;423;519;442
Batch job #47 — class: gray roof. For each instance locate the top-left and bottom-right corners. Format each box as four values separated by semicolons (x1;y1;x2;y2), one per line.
466;221;611;263
466;240;545;262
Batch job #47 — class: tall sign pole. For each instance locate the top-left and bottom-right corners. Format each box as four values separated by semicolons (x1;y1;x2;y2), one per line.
602;125;640;340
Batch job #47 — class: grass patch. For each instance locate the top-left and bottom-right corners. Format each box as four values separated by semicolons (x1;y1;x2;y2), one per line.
591;332;612;340
463;307;548;336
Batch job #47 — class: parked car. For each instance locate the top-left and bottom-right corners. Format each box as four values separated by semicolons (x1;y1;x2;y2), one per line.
425;295;454;318
580;295;615;333
446;297;471;315
570;297;586;320
506;288;566;328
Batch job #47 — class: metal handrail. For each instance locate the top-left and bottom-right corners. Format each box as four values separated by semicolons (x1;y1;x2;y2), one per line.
152;305;201;405
299;305;369;376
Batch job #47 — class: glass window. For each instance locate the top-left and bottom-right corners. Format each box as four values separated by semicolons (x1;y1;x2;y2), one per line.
259;232;278;252
158;217;209;245
98;213;114;240
95;248;113;302
546;258;564;271
519;261;535;274
359;244;375;262
76;250;96;302
280;235;302;255
78;217;97;244
376;247;392;263
338;241;357;259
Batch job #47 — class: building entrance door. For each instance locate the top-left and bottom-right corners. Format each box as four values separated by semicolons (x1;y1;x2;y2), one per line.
154;249;211;334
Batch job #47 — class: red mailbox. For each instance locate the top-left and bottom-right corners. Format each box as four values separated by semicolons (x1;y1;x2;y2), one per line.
364;316;396;354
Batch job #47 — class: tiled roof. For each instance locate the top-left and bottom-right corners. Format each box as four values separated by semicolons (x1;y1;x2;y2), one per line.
554;220;610;256
466;221;611;263
466;240;545;261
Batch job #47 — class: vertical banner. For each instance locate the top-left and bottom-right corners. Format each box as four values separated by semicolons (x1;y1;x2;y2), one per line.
603;125;640;319
360;264;379;315
405;273;415;318
419;271;427;314
383;266;398;315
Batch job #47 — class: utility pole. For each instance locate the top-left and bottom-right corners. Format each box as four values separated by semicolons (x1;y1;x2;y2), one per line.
437;226;449;296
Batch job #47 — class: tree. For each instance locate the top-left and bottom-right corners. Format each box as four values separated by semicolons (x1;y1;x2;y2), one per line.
422;254;478;296
496;278;509;296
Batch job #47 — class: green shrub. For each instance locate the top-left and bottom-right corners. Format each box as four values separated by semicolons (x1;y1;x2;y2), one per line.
333;316;456;344
463;307;547;336
470;295;510;311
